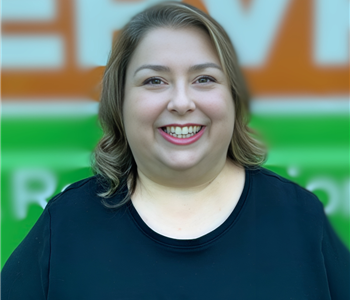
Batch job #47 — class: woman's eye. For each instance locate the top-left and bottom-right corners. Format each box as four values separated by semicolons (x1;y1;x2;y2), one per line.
196;76;215;84
144;78;164;85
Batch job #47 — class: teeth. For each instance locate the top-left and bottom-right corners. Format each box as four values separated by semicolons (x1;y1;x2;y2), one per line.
163;125;202;138
168;132;196;138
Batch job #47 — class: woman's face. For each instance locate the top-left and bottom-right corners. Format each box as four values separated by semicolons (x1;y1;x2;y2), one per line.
123;26;235;179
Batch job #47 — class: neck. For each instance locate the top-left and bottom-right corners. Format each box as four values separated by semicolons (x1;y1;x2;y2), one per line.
132;158;242;213
130;158;245;239
134;150;229;189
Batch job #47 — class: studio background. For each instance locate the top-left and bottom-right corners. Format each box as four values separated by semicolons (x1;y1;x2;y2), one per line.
2;0;349;268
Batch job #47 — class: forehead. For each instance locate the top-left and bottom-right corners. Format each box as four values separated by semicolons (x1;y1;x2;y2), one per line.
127;26;221;71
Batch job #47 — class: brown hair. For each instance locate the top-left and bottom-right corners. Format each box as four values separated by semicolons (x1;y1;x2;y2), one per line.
92;1;266;208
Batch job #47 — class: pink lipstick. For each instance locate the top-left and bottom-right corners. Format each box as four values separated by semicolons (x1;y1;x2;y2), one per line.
158;125;206;145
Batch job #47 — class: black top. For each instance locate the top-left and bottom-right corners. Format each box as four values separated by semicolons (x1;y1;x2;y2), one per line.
2;168;349;300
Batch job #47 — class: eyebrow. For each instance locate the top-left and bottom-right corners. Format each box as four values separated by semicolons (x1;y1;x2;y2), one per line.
133;62;222;76
134;64;170;76
188;63;222;72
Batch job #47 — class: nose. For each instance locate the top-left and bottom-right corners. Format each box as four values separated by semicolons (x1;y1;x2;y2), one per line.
167;84;196;115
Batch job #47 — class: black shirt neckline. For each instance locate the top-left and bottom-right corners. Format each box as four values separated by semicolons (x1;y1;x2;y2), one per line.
127;168;251;249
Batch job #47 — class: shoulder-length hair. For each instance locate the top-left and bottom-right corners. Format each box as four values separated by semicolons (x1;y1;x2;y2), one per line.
92;1;266;208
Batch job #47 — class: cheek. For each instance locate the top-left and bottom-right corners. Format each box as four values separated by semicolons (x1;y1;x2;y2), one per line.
124;91;159;122
201;91;235;127
123;90;167;142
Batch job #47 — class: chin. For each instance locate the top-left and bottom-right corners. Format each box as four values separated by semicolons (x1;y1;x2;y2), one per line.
162;157;203;172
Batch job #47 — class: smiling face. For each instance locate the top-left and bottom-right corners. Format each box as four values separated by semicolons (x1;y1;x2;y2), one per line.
123;26;235;184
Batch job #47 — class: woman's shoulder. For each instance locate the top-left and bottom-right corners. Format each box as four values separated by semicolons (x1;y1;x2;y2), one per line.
248;167;325;215
46;175;97;203
45;175;124;214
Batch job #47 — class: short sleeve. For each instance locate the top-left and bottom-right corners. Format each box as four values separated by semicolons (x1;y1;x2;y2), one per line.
1;204;52;300
321;213;350;299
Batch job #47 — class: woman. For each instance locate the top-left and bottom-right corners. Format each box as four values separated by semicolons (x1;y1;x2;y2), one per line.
2;2;349;299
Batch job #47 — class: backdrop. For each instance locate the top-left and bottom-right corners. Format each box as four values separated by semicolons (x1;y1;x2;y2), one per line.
2;0;349;268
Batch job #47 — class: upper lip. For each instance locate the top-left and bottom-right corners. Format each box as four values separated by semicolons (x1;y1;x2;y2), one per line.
160;123;204;127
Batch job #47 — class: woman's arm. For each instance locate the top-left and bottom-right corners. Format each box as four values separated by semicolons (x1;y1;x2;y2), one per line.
1;203;52;300
322;212;350;299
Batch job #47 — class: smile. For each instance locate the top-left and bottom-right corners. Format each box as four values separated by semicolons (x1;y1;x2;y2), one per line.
158;124;206;146
161;125;202;138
